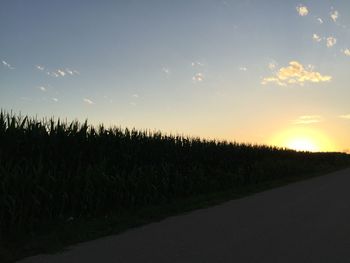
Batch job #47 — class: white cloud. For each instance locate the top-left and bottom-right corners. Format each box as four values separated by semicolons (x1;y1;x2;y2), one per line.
46;68;79;77
317;18;323;24
2;60;14;69
343;49;350;56
162;67;170;75
326;37;337;48
191;61;204;67
37;86;47;92
294;115;322;124
132;94;139;98
83;98;95;105
239;67;247;71
192;72;204;82
57;69;66;76
261;61;332;86
36;65;45;71
296;5;309;16
47;71;59;77
339;114;350;119
312;34;322;42
267;61;278;70
330;10;339;22
52;98;58;102
65;68;74;75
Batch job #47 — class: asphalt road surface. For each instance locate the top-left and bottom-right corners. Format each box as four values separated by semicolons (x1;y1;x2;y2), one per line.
18;168;350;263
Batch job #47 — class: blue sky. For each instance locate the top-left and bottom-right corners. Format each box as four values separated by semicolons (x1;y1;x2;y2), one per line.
1;0;350;152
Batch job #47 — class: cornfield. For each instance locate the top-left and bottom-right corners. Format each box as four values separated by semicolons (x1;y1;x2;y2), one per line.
0;110;349;243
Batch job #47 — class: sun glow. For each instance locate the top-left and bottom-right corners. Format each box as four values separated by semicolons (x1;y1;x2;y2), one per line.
268;127;336;152
286;137;319;152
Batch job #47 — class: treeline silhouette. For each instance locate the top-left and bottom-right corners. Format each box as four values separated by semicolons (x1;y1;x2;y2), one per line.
0;110;349;242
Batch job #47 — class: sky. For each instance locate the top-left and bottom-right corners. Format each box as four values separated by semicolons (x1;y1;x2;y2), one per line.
1;0;350;152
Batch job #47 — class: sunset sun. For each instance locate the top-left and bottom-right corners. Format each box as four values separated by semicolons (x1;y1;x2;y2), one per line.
286;137;319;152
269;127;336;152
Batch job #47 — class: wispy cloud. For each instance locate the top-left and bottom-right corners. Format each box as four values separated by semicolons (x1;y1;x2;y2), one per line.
57;69;66;77
312;34;322;42
37;86;47;92
330;10;339;22
268;61;278;70
192;72;204;82
191;61;204;67
45;68;79;78
36;65;45;71
317;17;323;24
296;5;309;16
65;68;74;75
83;98;95;105
52;98;58;102
239;66;247;71
132;94;139;98
339;114;350;119
343;49;350;56
261;61;332;86
47;71;59;77
294;115;322;124
162;67;170;75
2;60;14;69
326;37;337;48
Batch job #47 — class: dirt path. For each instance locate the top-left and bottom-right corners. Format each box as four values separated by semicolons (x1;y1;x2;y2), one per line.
18;168;350;263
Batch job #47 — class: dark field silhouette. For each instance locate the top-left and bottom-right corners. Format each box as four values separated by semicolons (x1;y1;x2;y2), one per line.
18;167;350;263
0;110;349;261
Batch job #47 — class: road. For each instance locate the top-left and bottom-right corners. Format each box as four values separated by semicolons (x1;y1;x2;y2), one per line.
18;168;350;263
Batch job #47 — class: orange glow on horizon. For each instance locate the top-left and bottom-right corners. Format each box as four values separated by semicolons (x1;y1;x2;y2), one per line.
268;127;337;152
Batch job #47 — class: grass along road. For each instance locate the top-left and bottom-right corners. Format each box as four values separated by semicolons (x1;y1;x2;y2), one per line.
18;167;350;263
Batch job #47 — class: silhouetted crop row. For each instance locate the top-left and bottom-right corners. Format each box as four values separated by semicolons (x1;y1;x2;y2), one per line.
0;110;349;241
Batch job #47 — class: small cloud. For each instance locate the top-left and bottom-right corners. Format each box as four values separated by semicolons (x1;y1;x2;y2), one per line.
296;5;309;16
294;115;322;125
326;37;337;48
191;61;204;67
343;49;350;56
132;94;139;98
239;66;248;71
65;68;74;75
330;10;339;22
46;68;79;77
47;71;59;77
339;114;350;119
52;98;58;102
261;61;332;86
268;62;277;70
57;69;66;76
83;98;95;105
261;77;286;86
317;17;323;24
312;34;322;42
37;86;47;92
36;65;45;71
192;72;204;82
162;67;170;75
2;60;14;69
65;68;79;75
